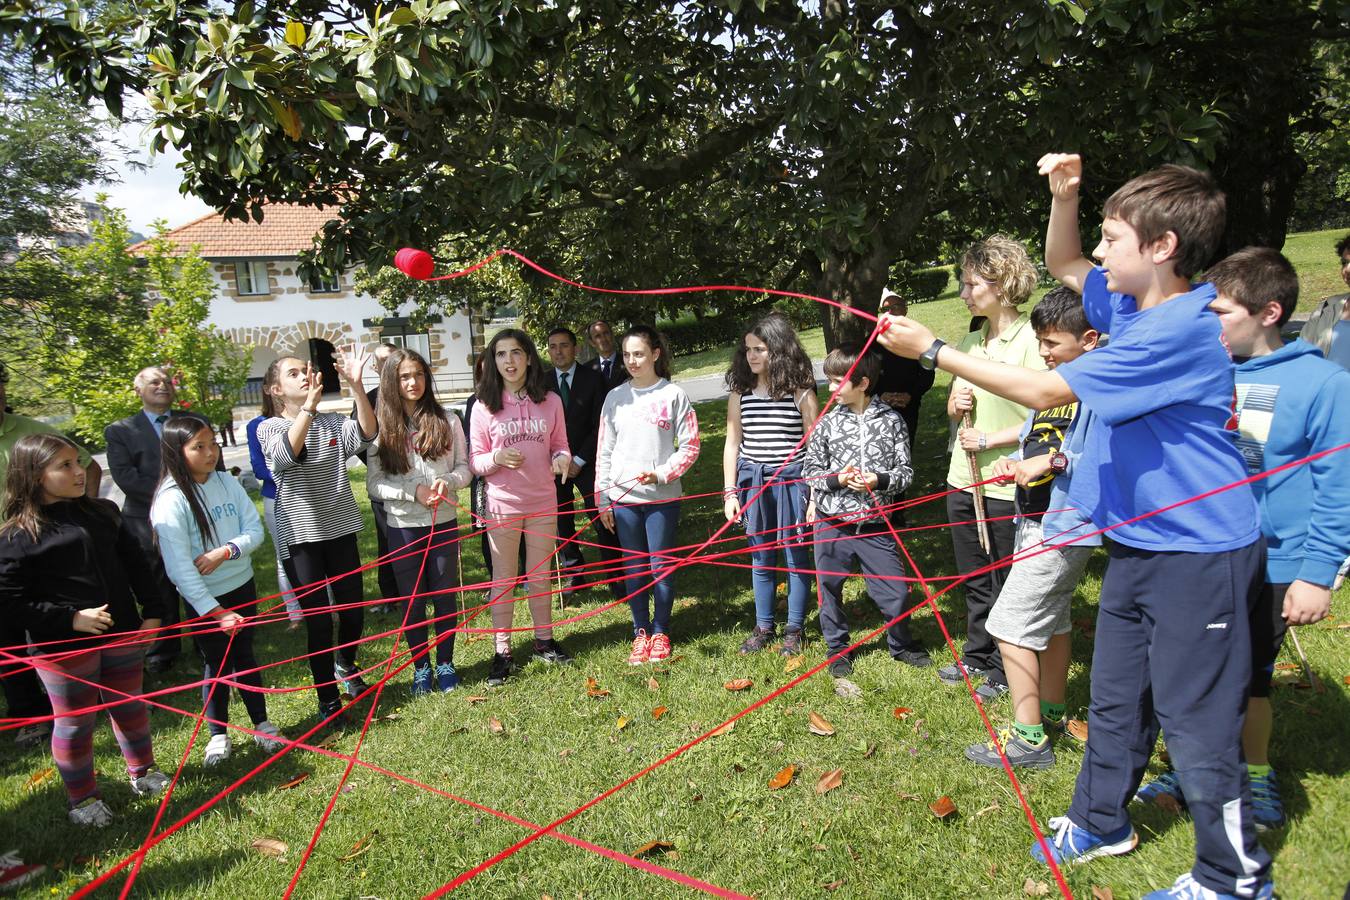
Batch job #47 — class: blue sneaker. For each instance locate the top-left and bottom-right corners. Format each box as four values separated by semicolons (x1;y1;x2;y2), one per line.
1135;769;1188;811
436;662;460;692
1030;815;1137;865
1142;872;1274;899
1248;769;1284;831
410;664;433;698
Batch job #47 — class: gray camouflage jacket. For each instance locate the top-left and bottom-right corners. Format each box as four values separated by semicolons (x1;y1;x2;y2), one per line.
802;395;912;527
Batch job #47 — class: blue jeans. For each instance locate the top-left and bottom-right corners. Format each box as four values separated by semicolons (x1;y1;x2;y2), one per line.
738;459;811;630
612;500;681;635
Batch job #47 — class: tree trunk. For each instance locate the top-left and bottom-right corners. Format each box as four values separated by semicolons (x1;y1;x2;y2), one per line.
816;245;891;350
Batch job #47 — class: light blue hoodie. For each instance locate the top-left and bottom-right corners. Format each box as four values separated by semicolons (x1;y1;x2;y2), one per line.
1234;339;1350;586
151;471;264;616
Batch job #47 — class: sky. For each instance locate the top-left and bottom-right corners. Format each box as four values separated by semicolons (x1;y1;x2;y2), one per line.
77;109;214;235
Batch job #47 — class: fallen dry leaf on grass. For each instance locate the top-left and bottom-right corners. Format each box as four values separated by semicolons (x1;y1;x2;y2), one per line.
1066;719;1089;742
1023;877;1050;896
892;707;913;720
784;656;804;674
315;733;341;750
808;712;836;736
1092;887;1115;900
833;678;862;699
768;765;797;790
586;677;610;698
633;840;676;858
276;773;310;791
1274;662;1299;672
488;717;505;734
616;716;631;730
724;678;754;691
929;795;958;820
652;706;669;720
896;791;922;803
251;837;288;857
339;831;377;862
465;695;488;705
709;720;736;737
815;769;844;795
25;767;55;792
559;749;575;758
822;880;845;891
1344;674;1350;686
647;676;660;692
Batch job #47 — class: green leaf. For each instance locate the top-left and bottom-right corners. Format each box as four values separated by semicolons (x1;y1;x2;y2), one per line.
316;98;345;120
388;7;417;26
395;54;414;80
285;20;307;47
355;80;379;106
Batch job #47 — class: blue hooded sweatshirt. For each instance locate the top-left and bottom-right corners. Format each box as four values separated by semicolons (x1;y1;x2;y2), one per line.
1233;339;1350;586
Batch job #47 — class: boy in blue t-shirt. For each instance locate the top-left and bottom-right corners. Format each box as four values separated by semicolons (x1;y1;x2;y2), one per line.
1136;247;1350;832
878;155;1272;900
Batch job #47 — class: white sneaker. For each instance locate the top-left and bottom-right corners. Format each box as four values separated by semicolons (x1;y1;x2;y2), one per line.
203;734;231;767
252;721;285;754
129;767;171;797
14;723;50;748
68;798;114;828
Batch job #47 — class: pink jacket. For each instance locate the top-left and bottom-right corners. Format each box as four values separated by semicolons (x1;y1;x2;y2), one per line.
469;390;570;515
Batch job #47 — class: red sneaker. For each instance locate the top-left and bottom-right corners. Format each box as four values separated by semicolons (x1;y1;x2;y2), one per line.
627;630;650;666
648;632;672;663
0;850;45;890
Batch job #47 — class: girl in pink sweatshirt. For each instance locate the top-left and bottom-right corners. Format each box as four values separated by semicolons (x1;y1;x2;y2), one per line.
469;329;574;686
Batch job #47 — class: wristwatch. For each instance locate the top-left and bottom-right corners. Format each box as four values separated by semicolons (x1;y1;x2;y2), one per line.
918;338;946;371
1049;451;1069;475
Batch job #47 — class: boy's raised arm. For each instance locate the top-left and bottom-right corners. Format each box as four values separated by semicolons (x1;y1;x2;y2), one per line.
1038;153;1095;294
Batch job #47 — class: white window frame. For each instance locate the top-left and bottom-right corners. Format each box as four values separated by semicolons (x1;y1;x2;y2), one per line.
309;271;340;293
234;260;270;296
384;332;431;359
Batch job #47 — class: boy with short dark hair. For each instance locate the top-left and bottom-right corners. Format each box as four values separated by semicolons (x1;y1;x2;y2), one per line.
964;287;1100;771
802;344;928;678
877;154;1273;899
1135;246;1350;830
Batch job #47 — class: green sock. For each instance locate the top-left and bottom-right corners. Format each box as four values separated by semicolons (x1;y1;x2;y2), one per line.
1040;701;1066;723
1248;763;1272;779
1012;720;1045;745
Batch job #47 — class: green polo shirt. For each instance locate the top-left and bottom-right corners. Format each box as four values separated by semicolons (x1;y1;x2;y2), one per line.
945;313;1046;501
0;413;93;501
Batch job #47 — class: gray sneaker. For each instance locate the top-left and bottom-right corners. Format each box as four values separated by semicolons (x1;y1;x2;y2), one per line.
938;662;984;685
974;680;1009;701
129;767;171;797
965;729;1056;770
738;626;775;654
69;797;114;827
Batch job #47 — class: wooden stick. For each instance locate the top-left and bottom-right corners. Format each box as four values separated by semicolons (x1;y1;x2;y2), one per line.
1287;626;1324;693
962;410;991;554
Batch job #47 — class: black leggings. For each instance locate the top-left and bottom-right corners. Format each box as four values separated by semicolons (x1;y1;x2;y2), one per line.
387;521;461;669
194;579;267;735
283;534;365;704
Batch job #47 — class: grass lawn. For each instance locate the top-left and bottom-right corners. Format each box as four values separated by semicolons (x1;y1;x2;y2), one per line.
4;230;1349;899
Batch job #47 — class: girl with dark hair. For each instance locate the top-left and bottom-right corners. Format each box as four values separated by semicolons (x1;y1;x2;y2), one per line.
257;348;377;725
469;329;574;686
151;414;284;766
597;325;701;665
246;376;301;626
367;348;471;695
0;433;170;827
722;312;819;656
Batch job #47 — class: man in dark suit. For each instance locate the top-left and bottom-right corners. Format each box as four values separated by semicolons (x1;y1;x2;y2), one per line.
103;366;189;671
585;319;630;392
546;327;622;599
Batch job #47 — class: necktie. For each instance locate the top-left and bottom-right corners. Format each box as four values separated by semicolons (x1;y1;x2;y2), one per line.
601;358;611;381
559;371;571;406
154;414;168;435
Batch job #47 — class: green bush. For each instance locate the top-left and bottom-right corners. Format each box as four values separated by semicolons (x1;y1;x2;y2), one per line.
659;313;749;356
893;266;952;305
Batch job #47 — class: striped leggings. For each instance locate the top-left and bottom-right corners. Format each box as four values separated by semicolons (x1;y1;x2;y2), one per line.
34;643;155;806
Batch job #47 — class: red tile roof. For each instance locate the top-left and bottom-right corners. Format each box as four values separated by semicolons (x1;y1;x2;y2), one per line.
130;204;339;259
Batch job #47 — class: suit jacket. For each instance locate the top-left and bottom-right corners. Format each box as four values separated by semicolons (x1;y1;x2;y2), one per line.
586;353;629;393
547;365;604;469
104;411;172;518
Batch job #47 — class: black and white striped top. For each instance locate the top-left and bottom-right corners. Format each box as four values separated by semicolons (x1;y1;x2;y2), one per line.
258;413;372;558
738;391;805;465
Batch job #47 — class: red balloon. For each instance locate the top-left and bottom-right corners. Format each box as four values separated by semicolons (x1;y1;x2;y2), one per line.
394;247;434;280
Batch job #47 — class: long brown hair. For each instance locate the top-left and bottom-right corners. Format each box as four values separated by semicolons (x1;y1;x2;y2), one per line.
376;347;453;474
621;325;673;380
0;432;90;540
475;328;549;413
723;311;815;398
157;413;219;547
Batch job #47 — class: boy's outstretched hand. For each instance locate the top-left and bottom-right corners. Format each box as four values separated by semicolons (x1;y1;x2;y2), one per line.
875;313;934;360
1283;580;1331;626
1037;153;1082;199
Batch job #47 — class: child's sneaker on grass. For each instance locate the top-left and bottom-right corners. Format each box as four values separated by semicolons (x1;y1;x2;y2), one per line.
779;626;804;657
0;849;45;890
532;639;574;665
1030;815;1137;865
1141;872;1273;899
129;767;171;798
436;662;460;692
891;647;932;668
1248;769;1285;831
974;680;1009;701
253;721;285;754
937;662;984;685
14;722;50;748
318;698;351;730
965;728;1055;770
203;734;231;767
334;662;369;697
411;664;434;698
738;626;774;654
627;631;650;666
487;652;515;687
647;633;672;663
1135;769;1187;811
827;653;853;679
68;798;114;828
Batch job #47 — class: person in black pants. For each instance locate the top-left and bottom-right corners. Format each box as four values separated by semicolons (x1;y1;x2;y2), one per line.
545;327;622;598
